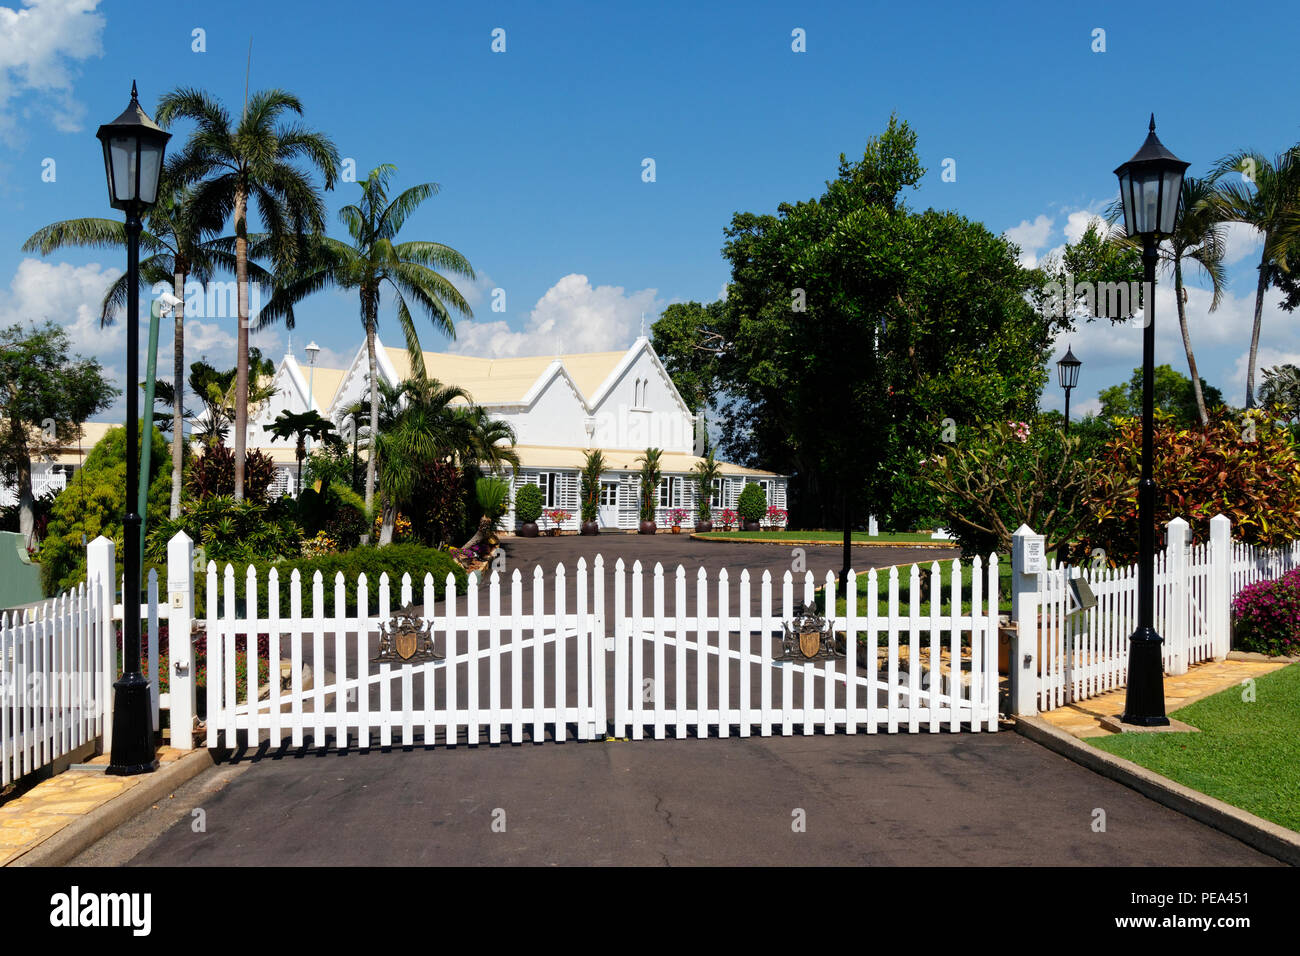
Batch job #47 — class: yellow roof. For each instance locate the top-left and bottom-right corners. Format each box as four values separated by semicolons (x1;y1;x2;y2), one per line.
383;347;628;406
308;366;345;411
509;445;782;478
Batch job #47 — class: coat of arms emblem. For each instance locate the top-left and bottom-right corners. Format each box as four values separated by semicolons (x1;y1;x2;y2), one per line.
778;602;843;662
373;606;441;663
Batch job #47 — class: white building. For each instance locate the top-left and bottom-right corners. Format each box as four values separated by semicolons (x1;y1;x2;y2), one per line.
247;336;787;532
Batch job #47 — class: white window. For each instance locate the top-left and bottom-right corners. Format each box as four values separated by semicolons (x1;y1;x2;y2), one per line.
710;477;722;506
600;481;618;506
537;472;561;509
658;477;683;508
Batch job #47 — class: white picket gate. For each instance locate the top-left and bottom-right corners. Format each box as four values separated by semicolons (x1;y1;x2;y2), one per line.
1023;515;1300;713
0;584;105;787
203;554;1001;749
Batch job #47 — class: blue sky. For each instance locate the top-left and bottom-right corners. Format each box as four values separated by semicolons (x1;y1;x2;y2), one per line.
1;0;1296;421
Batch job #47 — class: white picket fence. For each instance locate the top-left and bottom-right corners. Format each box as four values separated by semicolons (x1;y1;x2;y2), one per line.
204;554;1001;749
1019;515;1300;713
0;584;105;787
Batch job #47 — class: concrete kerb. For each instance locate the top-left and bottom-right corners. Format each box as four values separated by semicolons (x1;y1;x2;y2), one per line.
6;748;216;867
688;534;960;549
1014;714;1300;867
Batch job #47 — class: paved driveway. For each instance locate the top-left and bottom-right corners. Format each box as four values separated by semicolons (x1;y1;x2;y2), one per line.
95;731;1279;867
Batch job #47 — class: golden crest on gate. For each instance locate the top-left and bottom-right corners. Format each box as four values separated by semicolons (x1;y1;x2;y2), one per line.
373;606;441;664
779;602;843;662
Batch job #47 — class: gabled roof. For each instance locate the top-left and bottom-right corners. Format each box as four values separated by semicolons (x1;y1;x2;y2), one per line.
380;346;630;408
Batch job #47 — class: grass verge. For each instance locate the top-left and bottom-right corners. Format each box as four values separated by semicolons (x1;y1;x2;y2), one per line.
1089;663;1300;832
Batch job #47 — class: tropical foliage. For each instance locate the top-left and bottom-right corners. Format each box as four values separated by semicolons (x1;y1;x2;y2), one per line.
635;448;662;523
579;449;606;523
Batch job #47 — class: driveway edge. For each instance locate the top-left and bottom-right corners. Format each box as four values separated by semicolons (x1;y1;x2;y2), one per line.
1014;715;1300;866
688;534;959;548
7;749;216;868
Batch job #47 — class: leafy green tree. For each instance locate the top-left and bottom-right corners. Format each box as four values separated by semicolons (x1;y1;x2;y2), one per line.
0;322;116;542
635;448;663;524
579;449;606;524
158;87;339;500
257;164;474;526
1097;365;1226;428
189;350;276;446
38;423;170;596
1209;147;1300;407
691;451;722;523
1259;364;1300;423
692;115;1054;540
1034;219;1143;325
652;300;729;415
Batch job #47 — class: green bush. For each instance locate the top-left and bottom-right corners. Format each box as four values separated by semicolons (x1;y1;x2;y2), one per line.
737;482;767;522
297;480;369;549
1231;570;1300;657
187;442;278;503
39;423;172;596
515;483;543;524
197;542;469;619
147;495;302;568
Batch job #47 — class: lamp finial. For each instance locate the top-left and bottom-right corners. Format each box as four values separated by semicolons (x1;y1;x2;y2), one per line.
130;80;139;102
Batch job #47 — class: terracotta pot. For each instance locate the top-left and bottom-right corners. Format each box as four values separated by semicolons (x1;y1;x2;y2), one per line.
742;519;761;532
671;526;681;534
695;521;713;533
639;520;657;535
580;519;600;536
520;521;539;538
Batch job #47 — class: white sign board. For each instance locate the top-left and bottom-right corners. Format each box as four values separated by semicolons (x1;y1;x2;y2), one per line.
1023;538;1045;574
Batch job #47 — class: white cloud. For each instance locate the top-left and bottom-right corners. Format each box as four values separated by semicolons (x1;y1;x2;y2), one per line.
1003;214;1054;267
1064;210;1106;245
0;0;105;142
1221;221;1262;267
448;273;663;357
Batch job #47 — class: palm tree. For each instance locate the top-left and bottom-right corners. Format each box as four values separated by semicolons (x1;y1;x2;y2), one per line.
157;87;339;500
635;447;663;528
691;450;723;524
452;404;521;477
1209;147;1300;407
257;164;475;528
268;409;336;495
20;178;246;517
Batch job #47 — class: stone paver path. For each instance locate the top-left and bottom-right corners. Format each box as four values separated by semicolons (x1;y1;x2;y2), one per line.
1038;658;1288;738
0;747;188;865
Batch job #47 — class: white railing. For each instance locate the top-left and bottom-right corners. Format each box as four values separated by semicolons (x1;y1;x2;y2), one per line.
202;554;1001;749
1011;515;1300;714
0;471;70;507
0;583;105;787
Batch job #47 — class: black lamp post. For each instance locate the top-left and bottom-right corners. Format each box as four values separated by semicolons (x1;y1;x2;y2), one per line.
97;82;171;774
1113;115;1189;727
1057;346;1081;434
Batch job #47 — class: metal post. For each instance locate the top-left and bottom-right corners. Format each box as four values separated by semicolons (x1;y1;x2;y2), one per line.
1121;239;1169;726
107;211;159;774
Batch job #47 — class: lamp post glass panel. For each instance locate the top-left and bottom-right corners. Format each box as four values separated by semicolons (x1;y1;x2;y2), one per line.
1057;346;1081;434
96;82;170;774
1113;115;1189;727
305;340;320;459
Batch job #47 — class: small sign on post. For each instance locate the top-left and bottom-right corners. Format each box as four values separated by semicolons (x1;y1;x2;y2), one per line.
1023;537;1045;575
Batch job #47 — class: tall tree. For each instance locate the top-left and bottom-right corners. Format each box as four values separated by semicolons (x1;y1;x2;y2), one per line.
1097;364;1226;427
0;322;116;542
1209;147;1300;407
20;179;249;518
258;164;474;532
157;87;339;500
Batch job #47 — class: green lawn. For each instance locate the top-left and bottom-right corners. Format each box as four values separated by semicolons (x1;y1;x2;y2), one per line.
696;530;945;543
819;555;1015;617
1090;663;1300;832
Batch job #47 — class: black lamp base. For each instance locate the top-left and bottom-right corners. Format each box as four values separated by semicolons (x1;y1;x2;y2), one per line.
1121;626;1170;727
105;672;159;775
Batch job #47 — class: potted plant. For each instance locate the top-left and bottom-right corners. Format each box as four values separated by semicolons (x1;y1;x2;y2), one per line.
669;508;688;533
579;449;605;536
515;482;543;537
737;482;766;532
544;508;572;535
719;508;737;531
763;505;788;530
635;447;662;534
691;451;721;533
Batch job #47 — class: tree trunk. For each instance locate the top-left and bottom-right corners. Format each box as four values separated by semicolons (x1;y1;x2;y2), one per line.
1173;258;1208;426
10;420;34;544
233;183;250;500
379;494;395;545
171;268;186;518
1245;251;1270;408
363;305;380;543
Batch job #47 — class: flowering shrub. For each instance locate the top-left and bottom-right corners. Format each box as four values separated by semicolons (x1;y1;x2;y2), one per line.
543;509;572;532
719;508;738;531
1008;420;1031;442
1231;569;1300;657
371;511;413;543
301;530;339;558
668;508;689;527
763;506;789;529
